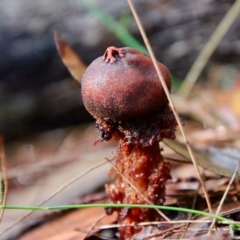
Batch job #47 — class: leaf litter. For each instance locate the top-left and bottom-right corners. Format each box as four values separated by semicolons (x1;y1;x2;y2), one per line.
1;64;239;240
2;4;240;239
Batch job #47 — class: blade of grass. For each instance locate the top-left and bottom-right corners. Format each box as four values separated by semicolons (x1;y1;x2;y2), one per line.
178;0;240;97
126;0;213;215
1;203;239;228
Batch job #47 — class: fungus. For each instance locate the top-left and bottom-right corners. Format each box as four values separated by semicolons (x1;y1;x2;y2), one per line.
55;34;178;237
81;46;178;239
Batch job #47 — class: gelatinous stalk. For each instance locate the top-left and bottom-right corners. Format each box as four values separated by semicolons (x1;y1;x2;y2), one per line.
106;141;171;239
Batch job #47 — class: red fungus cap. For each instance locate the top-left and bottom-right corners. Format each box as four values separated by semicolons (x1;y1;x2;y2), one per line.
81;47;171;121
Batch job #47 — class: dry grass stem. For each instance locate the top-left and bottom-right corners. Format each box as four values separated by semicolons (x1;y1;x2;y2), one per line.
82;213;106;239
0;156;76;180
208;164;240;232
140;224;185;240
0;137;8;222
105;158;171;221
180;183;201;238
172;95;226;128
2;130;82;180
178;0;240;97
0;159;110;236
126;0;213;214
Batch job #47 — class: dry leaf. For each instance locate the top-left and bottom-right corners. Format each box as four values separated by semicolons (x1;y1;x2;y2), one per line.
192;231;232;240
54;32;86;82
19;207;117;240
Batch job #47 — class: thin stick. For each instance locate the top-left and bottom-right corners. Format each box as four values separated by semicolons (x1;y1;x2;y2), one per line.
105;158;171;221
0;159;109;236
126;0;213;214
0;137;8;222
141;224;184;240
208;164;240;232
82;213;106;239
178;0;240;97
180;183;201;238
0;129;80;179
96;220;215;230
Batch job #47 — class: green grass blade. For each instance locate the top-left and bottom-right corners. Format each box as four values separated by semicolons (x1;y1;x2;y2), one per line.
78;0;147;53
1;203;240;228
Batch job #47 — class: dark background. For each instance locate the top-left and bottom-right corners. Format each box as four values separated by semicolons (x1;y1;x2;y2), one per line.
0;0;239;140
